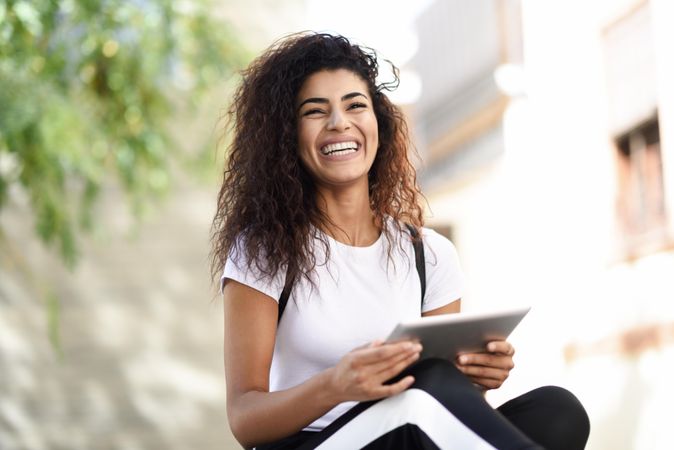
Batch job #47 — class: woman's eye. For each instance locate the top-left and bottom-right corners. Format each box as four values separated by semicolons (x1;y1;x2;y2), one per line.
302;108;324;116
348;102;366;110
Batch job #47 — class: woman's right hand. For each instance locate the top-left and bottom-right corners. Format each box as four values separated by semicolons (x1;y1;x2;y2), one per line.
325;340;422;403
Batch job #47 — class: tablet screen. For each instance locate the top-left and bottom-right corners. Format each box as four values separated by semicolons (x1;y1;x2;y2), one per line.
386;307;531;359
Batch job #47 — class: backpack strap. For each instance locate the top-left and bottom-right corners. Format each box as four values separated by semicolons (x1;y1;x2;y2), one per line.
405;223;426;305
277;224;426;324
277;271;294;325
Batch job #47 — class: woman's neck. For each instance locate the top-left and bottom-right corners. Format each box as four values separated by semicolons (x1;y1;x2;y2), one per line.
315;183;380;247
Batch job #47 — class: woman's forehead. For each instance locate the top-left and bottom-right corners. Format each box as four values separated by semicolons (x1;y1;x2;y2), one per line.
298;69;369;99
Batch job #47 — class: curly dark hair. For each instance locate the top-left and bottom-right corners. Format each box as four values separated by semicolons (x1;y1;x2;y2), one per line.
210;32;424;286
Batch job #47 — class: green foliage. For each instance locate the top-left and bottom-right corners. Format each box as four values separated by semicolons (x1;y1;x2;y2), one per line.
0;0;247;267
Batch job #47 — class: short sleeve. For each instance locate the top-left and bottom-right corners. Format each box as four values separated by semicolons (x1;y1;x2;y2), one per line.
220;243;286;301
421;228;465;312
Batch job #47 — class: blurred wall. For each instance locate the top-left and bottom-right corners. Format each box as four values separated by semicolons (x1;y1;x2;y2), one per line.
413;1;674;449
0;182;239;449
0;1;306;449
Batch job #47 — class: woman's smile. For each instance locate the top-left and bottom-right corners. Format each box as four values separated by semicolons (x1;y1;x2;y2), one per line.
319;140;359;157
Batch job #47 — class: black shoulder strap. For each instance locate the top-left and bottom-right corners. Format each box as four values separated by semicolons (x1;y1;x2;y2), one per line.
405;223;426;304
277;224;426;324
277;270;294;325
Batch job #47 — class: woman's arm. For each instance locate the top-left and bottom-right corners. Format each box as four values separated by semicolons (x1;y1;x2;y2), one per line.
223;279;421;448
422;298;462;317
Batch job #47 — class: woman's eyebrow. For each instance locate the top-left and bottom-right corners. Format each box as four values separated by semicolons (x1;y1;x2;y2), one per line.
342;92;367;101
298;92;368;109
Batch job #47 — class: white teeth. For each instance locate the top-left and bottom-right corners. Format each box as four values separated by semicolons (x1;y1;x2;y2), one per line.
320;141;358;155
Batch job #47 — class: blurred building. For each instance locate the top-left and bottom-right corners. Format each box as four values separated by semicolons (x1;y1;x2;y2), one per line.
412;0;674;449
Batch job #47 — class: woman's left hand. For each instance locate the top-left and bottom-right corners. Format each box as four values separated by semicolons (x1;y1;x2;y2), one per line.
455;340;515;391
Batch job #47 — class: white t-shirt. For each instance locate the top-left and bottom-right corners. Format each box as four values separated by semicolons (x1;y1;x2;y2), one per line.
222;224;464;431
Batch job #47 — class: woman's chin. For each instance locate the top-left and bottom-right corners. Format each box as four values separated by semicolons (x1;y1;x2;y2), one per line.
315;172;370;190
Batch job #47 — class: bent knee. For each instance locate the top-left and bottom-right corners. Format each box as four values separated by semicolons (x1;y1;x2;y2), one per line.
530;386;589;419
529;386;590;443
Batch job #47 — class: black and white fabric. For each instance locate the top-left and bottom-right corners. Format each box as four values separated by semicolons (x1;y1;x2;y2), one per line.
257;359;590;450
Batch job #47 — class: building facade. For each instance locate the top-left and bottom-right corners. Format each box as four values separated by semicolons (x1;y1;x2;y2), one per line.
413;1;674;449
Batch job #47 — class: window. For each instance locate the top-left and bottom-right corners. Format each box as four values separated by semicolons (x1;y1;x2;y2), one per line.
603;2;670;258
614;116;668;255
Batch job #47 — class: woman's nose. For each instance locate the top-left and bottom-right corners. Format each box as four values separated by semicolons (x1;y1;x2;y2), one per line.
327;109;350;131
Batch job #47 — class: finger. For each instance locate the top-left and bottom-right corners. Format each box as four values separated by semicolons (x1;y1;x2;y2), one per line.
457;354;514;371
354;341;421;365
486;341;515;356
370;375;415;399
374;349;420;381
456;364;509;381
359;343;421;378
368;344;418;370
351;340;383;352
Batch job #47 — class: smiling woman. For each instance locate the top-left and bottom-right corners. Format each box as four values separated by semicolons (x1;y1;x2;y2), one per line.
210;33;590;450
296;69;379;190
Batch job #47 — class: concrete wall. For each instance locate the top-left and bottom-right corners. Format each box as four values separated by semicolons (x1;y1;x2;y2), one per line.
0;182;239;449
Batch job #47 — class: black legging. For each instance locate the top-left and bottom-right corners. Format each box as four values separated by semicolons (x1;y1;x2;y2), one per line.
257;359;590;449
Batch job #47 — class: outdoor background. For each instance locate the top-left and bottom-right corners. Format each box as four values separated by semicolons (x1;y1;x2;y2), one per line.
2;0;674;449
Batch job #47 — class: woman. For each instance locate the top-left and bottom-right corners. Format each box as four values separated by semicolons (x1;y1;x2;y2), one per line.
212;33;589;450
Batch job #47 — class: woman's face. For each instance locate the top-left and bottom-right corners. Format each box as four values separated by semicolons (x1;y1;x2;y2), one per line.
296;69;379;189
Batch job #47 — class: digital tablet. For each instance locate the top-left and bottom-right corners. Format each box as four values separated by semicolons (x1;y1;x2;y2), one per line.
386;307;531;359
